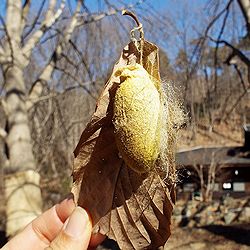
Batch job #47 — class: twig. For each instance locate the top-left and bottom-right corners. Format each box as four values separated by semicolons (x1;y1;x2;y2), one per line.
23;0;46;39
23;0;66;58
21;0;31;36
233;64;247;91
189;0;234;72
213;0;232;91
224;90;248;121
27;82;95;107
207;36;250;67
77;0;146;27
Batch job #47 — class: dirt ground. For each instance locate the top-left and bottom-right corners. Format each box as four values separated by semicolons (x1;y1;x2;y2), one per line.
1;223;250;249
177;121;243;150
95;223;250;250
165;224;250;250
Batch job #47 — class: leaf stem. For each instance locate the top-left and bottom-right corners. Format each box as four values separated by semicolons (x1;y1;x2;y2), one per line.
122;10;144;64
122;10;141;27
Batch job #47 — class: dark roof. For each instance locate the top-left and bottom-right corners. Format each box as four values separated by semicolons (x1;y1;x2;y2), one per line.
176;146;250;168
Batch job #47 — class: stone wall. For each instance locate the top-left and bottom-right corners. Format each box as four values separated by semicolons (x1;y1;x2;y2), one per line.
173;196;250;227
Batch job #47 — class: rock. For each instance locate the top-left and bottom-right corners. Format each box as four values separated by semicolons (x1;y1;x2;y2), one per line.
173;215;183;225
223;196;235;206
219;204;226;213
184;201;199;217
210;201;220;212
189;242;207;250
193;213;201;224
206;214;216;225
196;205;211;226
223;196;239;209
201;203;219;225
238;207;250;222
173;206;183;216
187;219;196;228
185;208;192;218
224;211;237;224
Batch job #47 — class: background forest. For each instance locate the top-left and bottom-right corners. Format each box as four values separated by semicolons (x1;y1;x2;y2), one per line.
0;0;249;249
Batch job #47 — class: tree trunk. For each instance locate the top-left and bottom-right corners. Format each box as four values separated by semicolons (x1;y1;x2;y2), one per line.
4;65;42;236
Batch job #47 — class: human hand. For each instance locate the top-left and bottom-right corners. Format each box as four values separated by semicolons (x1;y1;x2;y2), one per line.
2;197;105;250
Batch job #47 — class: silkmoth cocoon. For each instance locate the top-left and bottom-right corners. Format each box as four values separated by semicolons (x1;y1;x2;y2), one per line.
113;64;162;173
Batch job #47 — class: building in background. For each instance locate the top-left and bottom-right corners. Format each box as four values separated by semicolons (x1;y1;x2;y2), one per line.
176;125;250;200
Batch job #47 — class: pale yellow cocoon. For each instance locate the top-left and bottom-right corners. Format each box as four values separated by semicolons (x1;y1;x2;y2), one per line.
113;64;162;173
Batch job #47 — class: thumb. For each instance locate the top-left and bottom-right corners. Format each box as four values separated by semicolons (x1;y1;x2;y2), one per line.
48;206;92;250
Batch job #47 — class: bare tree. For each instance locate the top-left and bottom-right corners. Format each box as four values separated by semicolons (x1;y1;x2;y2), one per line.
166;0;250;141
192;152;221;202
202;0;250;122
0;0;149;236
0;0;86;236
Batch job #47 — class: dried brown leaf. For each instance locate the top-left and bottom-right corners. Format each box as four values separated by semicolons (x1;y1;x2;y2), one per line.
71;41;175;249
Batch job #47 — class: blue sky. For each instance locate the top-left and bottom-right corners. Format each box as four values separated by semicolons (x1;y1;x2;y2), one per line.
0;0;245;62
0;0;204;17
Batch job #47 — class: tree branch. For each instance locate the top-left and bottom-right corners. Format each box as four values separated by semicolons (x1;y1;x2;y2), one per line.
0;14;13;64
68;39;93;83
6;0;23;42
0;15;6;61
224;89;249;121
23;0;46;39
0;45;6;64
54;65;97;99
233;64;248;91
20;0;31;35
22;0;66;59
213;0;232;91
26;0;81;109
27;81;95;108
77;0;146;27
207;36;250;67
189;0;233;66
4;0;23;63
208;35;250;88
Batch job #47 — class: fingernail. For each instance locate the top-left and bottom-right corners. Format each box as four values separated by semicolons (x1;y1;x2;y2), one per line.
59;196;75;210
64;207;91;238
60;193;74;203
66;193;74;201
